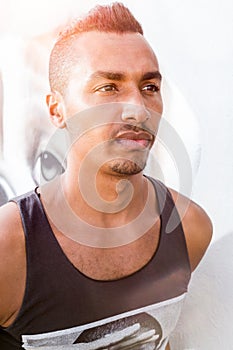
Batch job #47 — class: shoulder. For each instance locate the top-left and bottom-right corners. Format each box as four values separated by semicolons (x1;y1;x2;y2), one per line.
0;201;24;241
168;188;213;272
0;202;26;326
0;201;24;248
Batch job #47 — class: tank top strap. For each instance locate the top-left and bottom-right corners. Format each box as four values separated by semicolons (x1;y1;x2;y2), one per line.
145;175;184;236
11;188;49;235
145;175;191;274
10;188;61;274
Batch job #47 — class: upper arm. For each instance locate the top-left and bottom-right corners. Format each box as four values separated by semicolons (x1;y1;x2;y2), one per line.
0;202;26;326
169;188;213;271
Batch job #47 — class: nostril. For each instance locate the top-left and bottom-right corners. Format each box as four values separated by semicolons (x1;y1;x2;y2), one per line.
144;110;151;120
121;112;135;121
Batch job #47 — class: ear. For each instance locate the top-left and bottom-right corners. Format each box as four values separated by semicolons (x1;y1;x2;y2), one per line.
46;91;66;128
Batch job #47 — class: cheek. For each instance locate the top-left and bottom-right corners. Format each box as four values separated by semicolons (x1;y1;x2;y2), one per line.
87;126;113;144
148;94;163;115
65;94;108;118
64;82;90;117
158;94;163;113
75;127;111;150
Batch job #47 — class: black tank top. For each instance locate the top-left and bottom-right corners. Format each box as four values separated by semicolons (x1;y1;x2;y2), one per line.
0;177;191;349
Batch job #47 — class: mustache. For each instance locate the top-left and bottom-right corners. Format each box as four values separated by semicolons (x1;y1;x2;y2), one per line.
114;123;155;138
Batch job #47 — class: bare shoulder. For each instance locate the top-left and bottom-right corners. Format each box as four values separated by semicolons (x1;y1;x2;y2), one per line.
168;188;213;272
0;202;26;326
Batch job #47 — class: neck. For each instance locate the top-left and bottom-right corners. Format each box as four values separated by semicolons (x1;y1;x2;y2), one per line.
61;167;149;227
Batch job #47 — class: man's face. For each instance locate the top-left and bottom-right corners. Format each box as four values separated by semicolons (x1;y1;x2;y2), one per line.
60;31;163;176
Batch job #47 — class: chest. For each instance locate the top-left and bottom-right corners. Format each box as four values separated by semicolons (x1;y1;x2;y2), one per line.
52;220;161;280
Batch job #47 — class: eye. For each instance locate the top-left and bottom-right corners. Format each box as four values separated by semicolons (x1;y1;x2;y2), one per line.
142;83;160;93
33;151;65;184
96;84;118;93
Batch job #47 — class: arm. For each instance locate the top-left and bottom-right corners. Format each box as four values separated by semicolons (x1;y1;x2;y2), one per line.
169;188;213;271
0;202;26;327
162;191;212;350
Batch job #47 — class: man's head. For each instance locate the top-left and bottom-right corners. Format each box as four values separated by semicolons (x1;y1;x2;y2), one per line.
46;2;163;177
49;2;143;97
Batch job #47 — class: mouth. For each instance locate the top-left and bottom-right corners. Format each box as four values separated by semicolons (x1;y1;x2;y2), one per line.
114;131;153;149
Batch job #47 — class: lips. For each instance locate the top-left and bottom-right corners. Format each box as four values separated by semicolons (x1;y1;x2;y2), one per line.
114;131;153;149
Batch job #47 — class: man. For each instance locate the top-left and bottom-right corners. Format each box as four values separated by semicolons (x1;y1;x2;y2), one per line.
0;3;212;349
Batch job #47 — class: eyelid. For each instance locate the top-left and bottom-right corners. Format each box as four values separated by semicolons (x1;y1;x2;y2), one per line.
95;83;118;92
141;82;160;92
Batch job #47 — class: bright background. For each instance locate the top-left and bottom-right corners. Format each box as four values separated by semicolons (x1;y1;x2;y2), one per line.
0;1;233;348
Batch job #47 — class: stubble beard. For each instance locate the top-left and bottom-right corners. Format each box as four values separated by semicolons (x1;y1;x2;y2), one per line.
109;158;147;176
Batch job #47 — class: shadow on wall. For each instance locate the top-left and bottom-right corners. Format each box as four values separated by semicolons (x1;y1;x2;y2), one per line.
170;232;233;350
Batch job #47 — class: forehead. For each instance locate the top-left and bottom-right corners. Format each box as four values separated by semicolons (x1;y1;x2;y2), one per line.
70;31;159;75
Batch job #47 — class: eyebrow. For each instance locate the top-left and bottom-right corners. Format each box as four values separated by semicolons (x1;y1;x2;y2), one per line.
88;71;126;82
142;71;162;81
88;70;162;82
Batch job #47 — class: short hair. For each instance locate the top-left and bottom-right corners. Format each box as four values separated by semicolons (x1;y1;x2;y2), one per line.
49;2;143;95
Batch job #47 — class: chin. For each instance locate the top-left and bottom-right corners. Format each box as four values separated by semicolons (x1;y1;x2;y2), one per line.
110;160;146;176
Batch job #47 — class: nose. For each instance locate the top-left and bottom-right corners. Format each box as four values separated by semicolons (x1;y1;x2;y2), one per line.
121;104;150;124
120;86;151;124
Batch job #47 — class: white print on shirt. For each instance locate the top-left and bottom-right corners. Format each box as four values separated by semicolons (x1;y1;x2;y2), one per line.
22;294;186;350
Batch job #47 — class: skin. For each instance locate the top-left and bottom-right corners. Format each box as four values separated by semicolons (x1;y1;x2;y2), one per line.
0;32;212;348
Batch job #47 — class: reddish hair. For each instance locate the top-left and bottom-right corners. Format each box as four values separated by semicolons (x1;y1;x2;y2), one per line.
49;2;143;94
59;2;143;40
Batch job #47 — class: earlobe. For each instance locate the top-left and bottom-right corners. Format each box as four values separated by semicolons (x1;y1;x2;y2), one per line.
46;91;67;128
